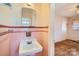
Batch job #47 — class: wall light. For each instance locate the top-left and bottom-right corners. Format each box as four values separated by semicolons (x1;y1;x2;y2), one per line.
76;5;79;14
24;3;32;7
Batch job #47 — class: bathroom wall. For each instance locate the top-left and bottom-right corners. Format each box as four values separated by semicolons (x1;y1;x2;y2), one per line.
32;3;49;56
54;15;67;42
0;4;12;55
0;4;24;26
33;3;49;26
0;34;10;55
0;3;23;56
0;5;11;33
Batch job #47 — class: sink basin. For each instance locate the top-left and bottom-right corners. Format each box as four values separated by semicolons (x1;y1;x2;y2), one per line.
19;38;43;56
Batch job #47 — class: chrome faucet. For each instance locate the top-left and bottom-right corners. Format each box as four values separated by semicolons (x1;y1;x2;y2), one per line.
26;32;32;44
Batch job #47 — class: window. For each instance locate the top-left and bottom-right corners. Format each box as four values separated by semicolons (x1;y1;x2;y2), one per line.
73;22;79;30
62;19;67;32
72;20;79;30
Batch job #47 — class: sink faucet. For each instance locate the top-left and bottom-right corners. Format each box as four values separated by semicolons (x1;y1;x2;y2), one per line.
26;32;32;44
26;32;31;37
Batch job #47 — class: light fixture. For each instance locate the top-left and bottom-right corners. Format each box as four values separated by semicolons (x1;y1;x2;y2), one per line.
26;3;32;6
3;3;12;7
76;5;79;13
24;3;32;7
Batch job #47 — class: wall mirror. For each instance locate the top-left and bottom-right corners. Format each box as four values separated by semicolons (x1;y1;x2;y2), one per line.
21;7;36;26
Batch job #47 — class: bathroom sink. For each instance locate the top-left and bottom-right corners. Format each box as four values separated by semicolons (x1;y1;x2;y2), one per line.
19;38;43;56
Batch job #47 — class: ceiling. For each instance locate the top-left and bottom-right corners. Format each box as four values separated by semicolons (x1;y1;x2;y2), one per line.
55;3;79;17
